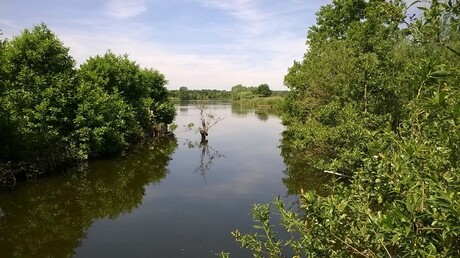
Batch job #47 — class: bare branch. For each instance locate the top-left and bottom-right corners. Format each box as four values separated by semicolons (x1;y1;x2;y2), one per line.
196;103;225;141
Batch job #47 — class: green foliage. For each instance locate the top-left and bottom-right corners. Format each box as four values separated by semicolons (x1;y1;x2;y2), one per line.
231;0;460;257
0;36;9;158
1;23;77;168
230;84;275;100
170;88;232;100
231;84;256;100
236;107;460;256
141;68;176;126
0;137;177;256
237;90;255;100
233;201;285;258
73;82;138;158
177;86;191;100
255;83;272;97
169;85;282;101
282;0;413;175
74;52;176;158
232;97;283;111
0;24;176;179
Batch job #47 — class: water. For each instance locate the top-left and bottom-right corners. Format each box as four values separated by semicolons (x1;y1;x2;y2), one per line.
0;102;306;257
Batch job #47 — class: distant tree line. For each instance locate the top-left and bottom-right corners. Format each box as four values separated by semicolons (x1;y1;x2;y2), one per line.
229;84;272;100
170;84;287;101
0;23;175;184
170;87;231;100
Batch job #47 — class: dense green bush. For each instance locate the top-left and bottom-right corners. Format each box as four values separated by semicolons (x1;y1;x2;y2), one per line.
229;0;460;257
76;52;175;158
0;24;175;178
0;23;78;169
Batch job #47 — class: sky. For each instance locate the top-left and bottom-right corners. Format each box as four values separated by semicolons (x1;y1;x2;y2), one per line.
0;0;333;90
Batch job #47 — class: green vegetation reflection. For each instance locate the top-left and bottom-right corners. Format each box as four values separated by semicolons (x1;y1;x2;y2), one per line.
0;137;177;258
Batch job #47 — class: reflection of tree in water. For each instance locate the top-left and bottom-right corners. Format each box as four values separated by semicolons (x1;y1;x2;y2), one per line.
231;102;249;115
231;102;279;121
280;133;331;197
0;136;177;258
254;110;269;121
184;139;224;183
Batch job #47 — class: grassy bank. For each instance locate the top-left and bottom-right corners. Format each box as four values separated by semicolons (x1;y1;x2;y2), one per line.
234;96;283;109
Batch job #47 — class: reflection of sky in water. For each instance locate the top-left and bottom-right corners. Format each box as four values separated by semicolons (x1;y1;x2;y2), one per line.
75;102;291;258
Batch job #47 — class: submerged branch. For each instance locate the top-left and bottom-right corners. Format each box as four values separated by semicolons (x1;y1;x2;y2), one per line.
323;170;352;179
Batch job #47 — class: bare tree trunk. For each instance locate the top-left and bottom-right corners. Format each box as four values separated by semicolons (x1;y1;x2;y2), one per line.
200;116;208;142
197;103;223;142
200;129;208;142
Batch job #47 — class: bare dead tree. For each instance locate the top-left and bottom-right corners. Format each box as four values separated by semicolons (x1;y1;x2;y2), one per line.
197;103;224;143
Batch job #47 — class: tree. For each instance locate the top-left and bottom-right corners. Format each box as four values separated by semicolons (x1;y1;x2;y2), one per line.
73;82;138;158
169;89;231;100
0;32;6;93
1;23;78;170
255;83;272;97
307;0;367;46
230;1;460;257
281;0;409;175
177;86;190;100
0;35;9;158
197;104;224;143
76;51;175;157
0;24;176;183
140;68;176;133
231;84;247;100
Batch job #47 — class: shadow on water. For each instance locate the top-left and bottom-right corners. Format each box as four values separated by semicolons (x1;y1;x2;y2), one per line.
0;137;178;258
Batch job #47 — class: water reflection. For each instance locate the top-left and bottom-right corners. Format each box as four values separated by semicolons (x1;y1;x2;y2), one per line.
254;110;269;121
0;101;334;257
182;139;225;183
279;132;331;196
230;102;248;116
230;102;278;122
0;137;177;258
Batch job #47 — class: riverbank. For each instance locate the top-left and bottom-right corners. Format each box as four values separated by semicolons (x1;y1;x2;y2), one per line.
170;96;283;109
234;96;282;109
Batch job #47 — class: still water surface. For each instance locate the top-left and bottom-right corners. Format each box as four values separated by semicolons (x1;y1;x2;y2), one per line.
0;102;308;257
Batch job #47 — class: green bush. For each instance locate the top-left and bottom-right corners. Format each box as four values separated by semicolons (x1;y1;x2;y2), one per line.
0;24;176;176
228;1;460;257
1;23;78;169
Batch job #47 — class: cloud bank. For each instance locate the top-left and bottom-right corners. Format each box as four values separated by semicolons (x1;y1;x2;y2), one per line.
0;0;328;90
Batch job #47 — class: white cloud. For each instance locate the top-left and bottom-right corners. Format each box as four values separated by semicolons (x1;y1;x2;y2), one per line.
2;0;314;90
105;0;147;19
55;13;303;90
196;0;269;35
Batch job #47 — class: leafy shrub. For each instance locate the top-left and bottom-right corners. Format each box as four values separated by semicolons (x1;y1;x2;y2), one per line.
228;1;460;257
0;24;176;175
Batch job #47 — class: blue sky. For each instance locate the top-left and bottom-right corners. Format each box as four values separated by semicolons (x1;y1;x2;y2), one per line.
0;0;332;90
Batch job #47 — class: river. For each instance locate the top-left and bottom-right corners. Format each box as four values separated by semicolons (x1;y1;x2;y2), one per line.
0;101;326;257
